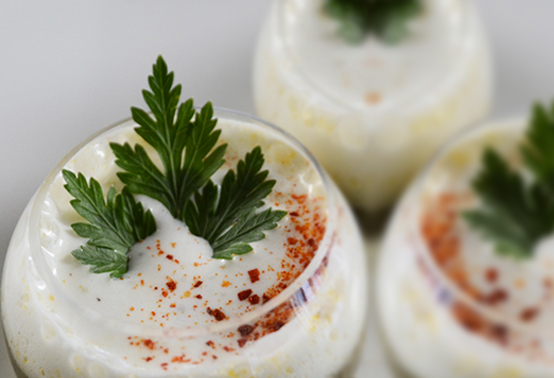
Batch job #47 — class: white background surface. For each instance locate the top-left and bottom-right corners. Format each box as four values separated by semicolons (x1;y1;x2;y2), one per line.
1;1;553;377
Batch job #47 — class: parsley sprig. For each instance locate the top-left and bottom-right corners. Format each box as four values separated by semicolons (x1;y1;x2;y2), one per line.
323;0;423;44
110;59;227;221
463;102;554;259
64;56;286;277
185;147;287;259
63;170;156;278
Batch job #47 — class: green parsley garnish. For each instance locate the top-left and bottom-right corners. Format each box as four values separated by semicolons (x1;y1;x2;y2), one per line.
323;0;423;44
463;102;554;259
111;56;286;259
63;170;156;278
185;146;287;259
63;55;287;277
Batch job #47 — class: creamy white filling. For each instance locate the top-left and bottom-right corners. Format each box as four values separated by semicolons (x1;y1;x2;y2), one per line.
378;120;554;378
253;0;492;210
282;0;465;111
2;117;368;377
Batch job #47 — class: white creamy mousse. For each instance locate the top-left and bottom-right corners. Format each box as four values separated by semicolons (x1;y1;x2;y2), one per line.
254;0;492;210
2;116;367;378
378;119;554;378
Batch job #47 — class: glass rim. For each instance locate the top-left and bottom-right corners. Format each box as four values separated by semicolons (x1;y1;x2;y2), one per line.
396;115;550;335
273;0;482;117
27;106;338;338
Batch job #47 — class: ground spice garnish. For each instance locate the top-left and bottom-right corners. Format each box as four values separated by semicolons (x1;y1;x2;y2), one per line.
143;339;156;350
206;307;226;321
238;289;252;301
483;288;508;305
520;307;539;322
166;278;177;292
193;280;203;288
248;294;260;305
238;324;254;336
485;268;498;283
248;269;260;283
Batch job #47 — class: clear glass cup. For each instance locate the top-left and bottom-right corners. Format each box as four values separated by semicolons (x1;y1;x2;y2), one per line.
1;109;368;378
253;0;493;212
376;117;554;377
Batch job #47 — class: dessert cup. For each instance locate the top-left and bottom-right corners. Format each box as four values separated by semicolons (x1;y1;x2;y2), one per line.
377;118;554;377
253;0;493;212
1;109;368;378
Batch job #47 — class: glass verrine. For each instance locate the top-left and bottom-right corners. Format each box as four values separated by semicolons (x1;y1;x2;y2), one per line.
377;117;554;377
253;0;492;212
2;108;368;378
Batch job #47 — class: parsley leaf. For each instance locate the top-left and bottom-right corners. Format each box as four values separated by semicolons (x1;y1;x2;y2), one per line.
463;102;554;259
111;56;286;259
184;147;287;259
110;56;227;221
323;0;423;44
63;170;156;278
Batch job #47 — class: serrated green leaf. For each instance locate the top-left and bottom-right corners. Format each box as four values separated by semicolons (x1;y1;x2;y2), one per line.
109;56;286;261
72;245;128;279
111;56;227;220
63;170;156;277
185;147;287;259
323;0;423;44
464;101;554;259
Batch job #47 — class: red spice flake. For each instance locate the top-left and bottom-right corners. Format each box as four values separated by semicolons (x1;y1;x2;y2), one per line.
248;294;260;305
483;289;508;305
262;293;272;304
207;307;227;321
206;340;215;349
485;268;498;283
238;339;248;348
140;280;144;286
171;355;191;363
171;242;176;248
289;211;299;217
194;280;203;288
195;294;203;300
212;355;218;360
166;254;174;261
161;362;168;370
158;251;164;256
238;289;253;301
166;278;177;292
142;339;156;350
364;92;381;105
248;269;260;283
162;290;168;298
520;307;539;322
287;237;298;245
151;311;156;316
291;194;307;204
238;324;254;337
170;303;176;308
223;346;235;352
144;356;154;362
130;307;135;311
221;281;231;288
